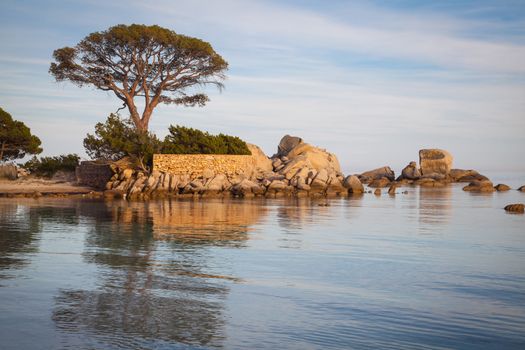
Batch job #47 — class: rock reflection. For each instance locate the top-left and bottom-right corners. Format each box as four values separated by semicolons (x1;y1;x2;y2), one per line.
53;199;267;348
418;186;453;232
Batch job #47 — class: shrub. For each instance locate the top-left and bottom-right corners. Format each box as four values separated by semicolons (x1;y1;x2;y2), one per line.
162;125;251;155
83;114;162;170
23;154;80;177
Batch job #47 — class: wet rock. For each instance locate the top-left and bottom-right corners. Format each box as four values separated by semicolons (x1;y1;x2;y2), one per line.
504;203;524;213
419;149;452;177
494;184;511;192
374;188;381;196
518;185;525;192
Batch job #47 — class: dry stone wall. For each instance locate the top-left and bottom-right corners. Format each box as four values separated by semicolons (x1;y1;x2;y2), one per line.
153;154;256;177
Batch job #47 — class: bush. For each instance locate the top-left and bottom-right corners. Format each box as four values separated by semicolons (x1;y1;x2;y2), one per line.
23;154;80;177
83;114;162;169
162;125;251;155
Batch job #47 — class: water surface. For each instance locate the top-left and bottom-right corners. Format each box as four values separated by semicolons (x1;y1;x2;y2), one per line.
0;183;524;349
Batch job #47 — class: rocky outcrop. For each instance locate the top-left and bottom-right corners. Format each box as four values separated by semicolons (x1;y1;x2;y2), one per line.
517;185;525;192
419;149;452;177
504;204;524;213
358;166;395;184
104;135;348;199
462;180;496;192
269;135;345;196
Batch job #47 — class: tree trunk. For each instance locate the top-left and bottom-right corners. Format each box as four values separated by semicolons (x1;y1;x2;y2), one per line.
0;141;5;161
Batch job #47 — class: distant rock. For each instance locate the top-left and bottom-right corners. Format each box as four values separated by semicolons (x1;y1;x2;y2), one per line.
419;149;452;177
518;185;525;192
504;203;524;213
358;166;395;184
462;180;496;192
494;184;511;192
449;169;489;182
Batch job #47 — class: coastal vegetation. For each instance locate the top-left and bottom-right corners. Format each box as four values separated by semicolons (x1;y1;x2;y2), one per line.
22;154;80;177
0;107;42;162
83;114;250;170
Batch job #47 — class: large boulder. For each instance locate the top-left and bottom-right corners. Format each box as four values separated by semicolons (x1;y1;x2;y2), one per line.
343;175;364;194
277;135;303;157
419;149;452;176
358;166;395;183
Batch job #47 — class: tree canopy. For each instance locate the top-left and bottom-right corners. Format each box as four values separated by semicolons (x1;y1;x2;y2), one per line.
0;107;42;162
50;24;228;131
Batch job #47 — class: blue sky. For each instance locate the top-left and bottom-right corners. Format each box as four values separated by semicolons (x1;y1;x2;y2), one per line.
1;0;524;173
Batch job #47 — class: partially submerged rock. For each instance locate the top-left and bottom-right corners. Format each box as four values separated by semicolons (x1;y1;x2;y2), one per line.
504;203;524;213
494;184;511;192
518;185;525;192
463;180;496;192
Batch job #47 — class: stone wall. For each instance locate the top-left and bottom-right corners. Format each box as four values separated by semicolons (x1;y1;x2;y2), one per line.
76;161;114;189
152;154;255;177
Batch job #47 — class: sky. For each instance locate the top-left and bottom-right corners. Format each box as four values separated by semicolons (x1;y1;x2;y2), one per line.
1;0;524;174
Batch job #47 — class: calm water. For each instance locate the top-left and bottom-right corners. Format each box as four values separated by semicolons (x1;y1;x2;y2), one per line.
0;182;524;349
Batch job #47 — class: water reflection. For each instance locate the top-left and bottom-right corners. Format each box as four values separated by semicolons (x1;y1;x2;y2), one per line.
52;199;267;348
0;200;81;279
418;186;453;233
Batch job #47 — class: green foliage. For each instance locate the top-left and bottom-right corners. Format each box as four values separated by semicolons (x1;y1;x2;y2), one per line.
23;154;80;177
162;125;251;155
0;107;42;162
50;24;228;131
83;114;162;169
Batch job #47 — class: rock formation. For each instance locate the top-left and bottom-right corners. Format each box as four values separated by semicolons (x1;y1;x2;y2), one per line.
419;149;452;178
104;135;349;199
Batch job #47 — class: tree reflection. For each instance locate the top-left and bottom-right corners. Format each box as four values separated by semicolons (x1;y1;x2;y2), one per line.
0;199;80;279
53;198;267;348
